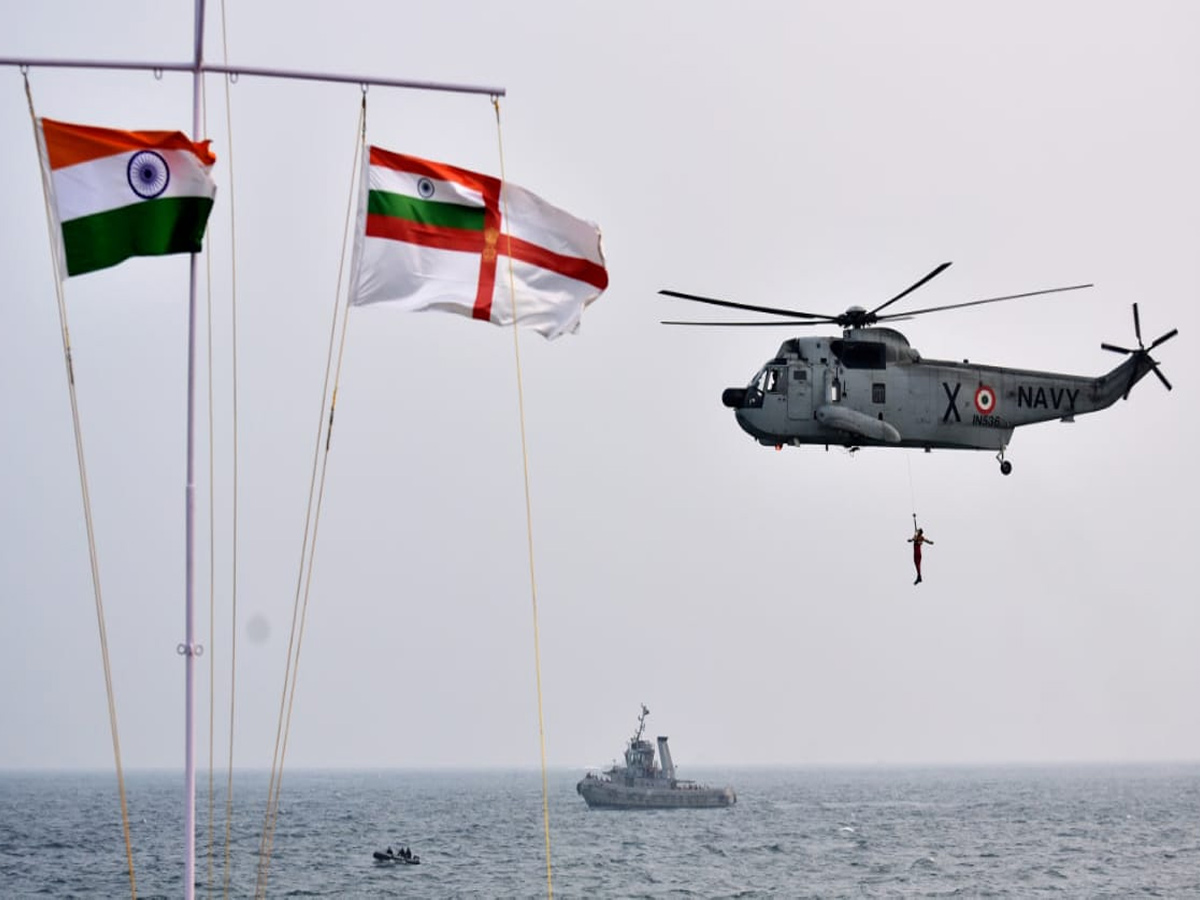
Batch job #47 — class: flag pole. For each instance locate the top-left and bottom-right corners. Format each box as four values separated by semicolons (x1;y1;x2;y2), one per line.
183;3;207;899
3;20;505;900
0;56;505;98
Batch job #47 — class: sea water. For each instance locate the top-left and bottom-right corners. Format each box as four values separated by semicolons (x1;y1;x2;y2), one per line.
1;765;1198;897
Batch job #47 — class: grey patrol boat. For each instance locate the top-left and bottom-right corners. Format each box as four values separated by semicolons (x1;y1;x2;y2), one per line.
576;705;736;809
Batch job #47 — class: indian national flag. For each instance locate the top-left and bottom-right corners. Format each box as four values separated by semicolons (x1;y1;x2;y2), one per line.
349;146;608;340
37;118;217;278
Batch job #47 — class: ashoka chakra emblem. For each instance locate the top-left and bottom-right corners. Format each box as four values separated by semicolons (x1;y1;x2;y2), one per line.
417;176;435;199
128;151;170;199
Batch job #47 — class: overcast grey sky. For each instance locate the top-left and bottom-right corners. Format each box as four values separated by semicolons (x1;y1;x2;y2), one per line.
1;1;1197;772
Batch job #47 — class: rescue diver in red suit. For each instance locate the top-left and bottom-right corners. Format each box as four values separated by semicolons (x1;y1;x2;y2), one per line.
907;527;933;585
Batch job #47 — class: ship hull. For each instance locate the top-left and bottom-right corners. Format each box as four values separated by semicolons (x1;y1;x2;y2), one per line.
576;779;735;809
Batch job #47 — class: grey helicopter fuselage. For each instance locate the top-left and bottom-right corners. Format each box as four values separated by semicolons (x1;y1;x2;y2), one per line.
723;325;1156;462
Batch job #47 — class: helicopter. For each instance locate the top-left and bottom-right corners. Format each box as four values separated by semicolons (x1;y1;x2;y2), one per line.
659;262;1177;475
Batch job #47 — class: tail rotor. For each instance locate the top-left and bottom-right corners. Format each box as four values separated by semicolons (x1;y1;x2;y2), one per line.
1101;302;1177;398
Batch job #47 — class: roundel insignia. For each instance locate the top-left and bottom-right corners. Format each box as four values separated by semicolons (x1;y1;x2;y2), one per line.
127;150;170;199
974;384;997;414
417;176;435;199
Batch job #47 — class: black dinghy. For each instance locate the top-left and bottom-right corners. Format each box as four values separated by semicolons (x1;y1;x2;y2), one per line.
373;849;420;864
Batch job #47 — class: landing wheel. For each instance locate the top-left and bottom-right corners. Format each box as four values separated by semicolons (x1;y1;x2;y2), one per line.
996;447;1012;476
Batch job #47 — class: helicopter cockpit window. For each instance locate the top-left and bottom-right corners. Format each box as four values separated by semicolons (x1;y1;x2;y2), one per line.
830;339;886;370
765;367;787;393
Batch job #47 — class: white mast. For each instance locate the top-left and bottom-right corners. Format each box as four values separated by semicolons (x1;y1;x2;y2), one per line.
182;3;206;897
4;11;504;895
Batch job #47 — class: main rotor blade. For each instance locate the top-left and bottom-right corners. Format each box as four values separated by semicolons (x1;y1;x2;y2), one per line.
867;261;953;317
875;283;1093;322
1148;328;1179;351
1100;342;1134;354
660;319;834;327
658;289;829;320
1133;302;1142;344
1152;364;1173;391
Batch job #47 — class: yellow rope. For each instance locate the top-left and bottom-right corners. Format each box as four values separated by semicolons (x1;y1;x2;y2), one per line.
492;95;555;900
216;4;242;895
24;70;138;900
254;92;367;899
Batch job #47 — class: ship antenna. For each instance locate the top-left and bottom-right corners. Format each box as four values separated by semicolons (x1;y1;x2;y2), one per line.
636;704;649;742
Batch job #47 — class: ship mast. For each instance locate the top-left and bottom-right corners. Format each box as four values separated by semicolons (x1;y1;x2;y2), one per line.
4;3;504;896
172;4;506;895
181;6;205;896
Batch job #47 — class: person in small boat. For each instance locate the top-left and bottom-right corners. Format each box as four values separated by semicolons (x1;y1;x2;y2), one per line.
386;846;395;858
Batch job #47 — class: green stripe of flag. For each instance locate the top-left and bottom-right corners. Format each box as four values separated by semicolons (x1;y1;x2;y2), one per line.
367;189;485;232
61;196;215;276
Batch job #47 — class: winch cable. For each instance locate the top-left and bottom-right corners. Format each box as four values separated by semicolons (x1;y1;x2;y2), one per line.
907;452;920;532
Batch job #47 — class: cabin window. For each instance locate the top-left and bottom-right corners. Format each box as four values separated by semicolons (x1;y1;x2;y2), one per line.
792;369;806;382
830;339;886;370
872;383;886;403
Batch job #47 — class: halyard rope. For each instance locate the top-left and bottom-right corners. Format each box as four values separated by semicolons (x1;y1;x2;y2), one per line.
212;3;244;895
253;90;367;900
24;71;138;900
492;95;556;900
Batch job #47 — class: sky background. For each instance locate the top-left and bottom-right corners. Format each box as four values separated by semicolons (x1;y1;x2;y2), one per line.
0;1;1197;772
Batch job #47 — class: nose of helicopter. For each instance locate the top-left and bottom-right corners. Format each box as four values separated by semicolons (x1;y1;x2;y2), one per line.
723;386;774;443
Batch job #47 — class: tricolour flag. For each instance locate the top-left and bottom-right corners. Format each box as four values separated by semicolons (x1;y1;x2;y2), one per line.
349;146;608;340
37;118;217;278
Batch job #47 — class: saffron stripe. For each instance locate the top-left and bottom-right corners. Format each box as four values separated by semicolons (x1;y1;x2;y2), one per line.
42;118;216;170
368;147;500;198
367;190;486;232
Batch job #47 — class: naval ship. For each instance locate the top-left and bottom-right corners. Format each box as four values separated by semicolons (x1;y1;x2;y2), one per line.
576;705;736;809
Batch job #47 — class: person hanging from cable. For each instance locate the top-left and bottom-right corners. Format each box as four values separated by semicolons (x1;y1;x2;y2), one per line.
907;518;933;585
